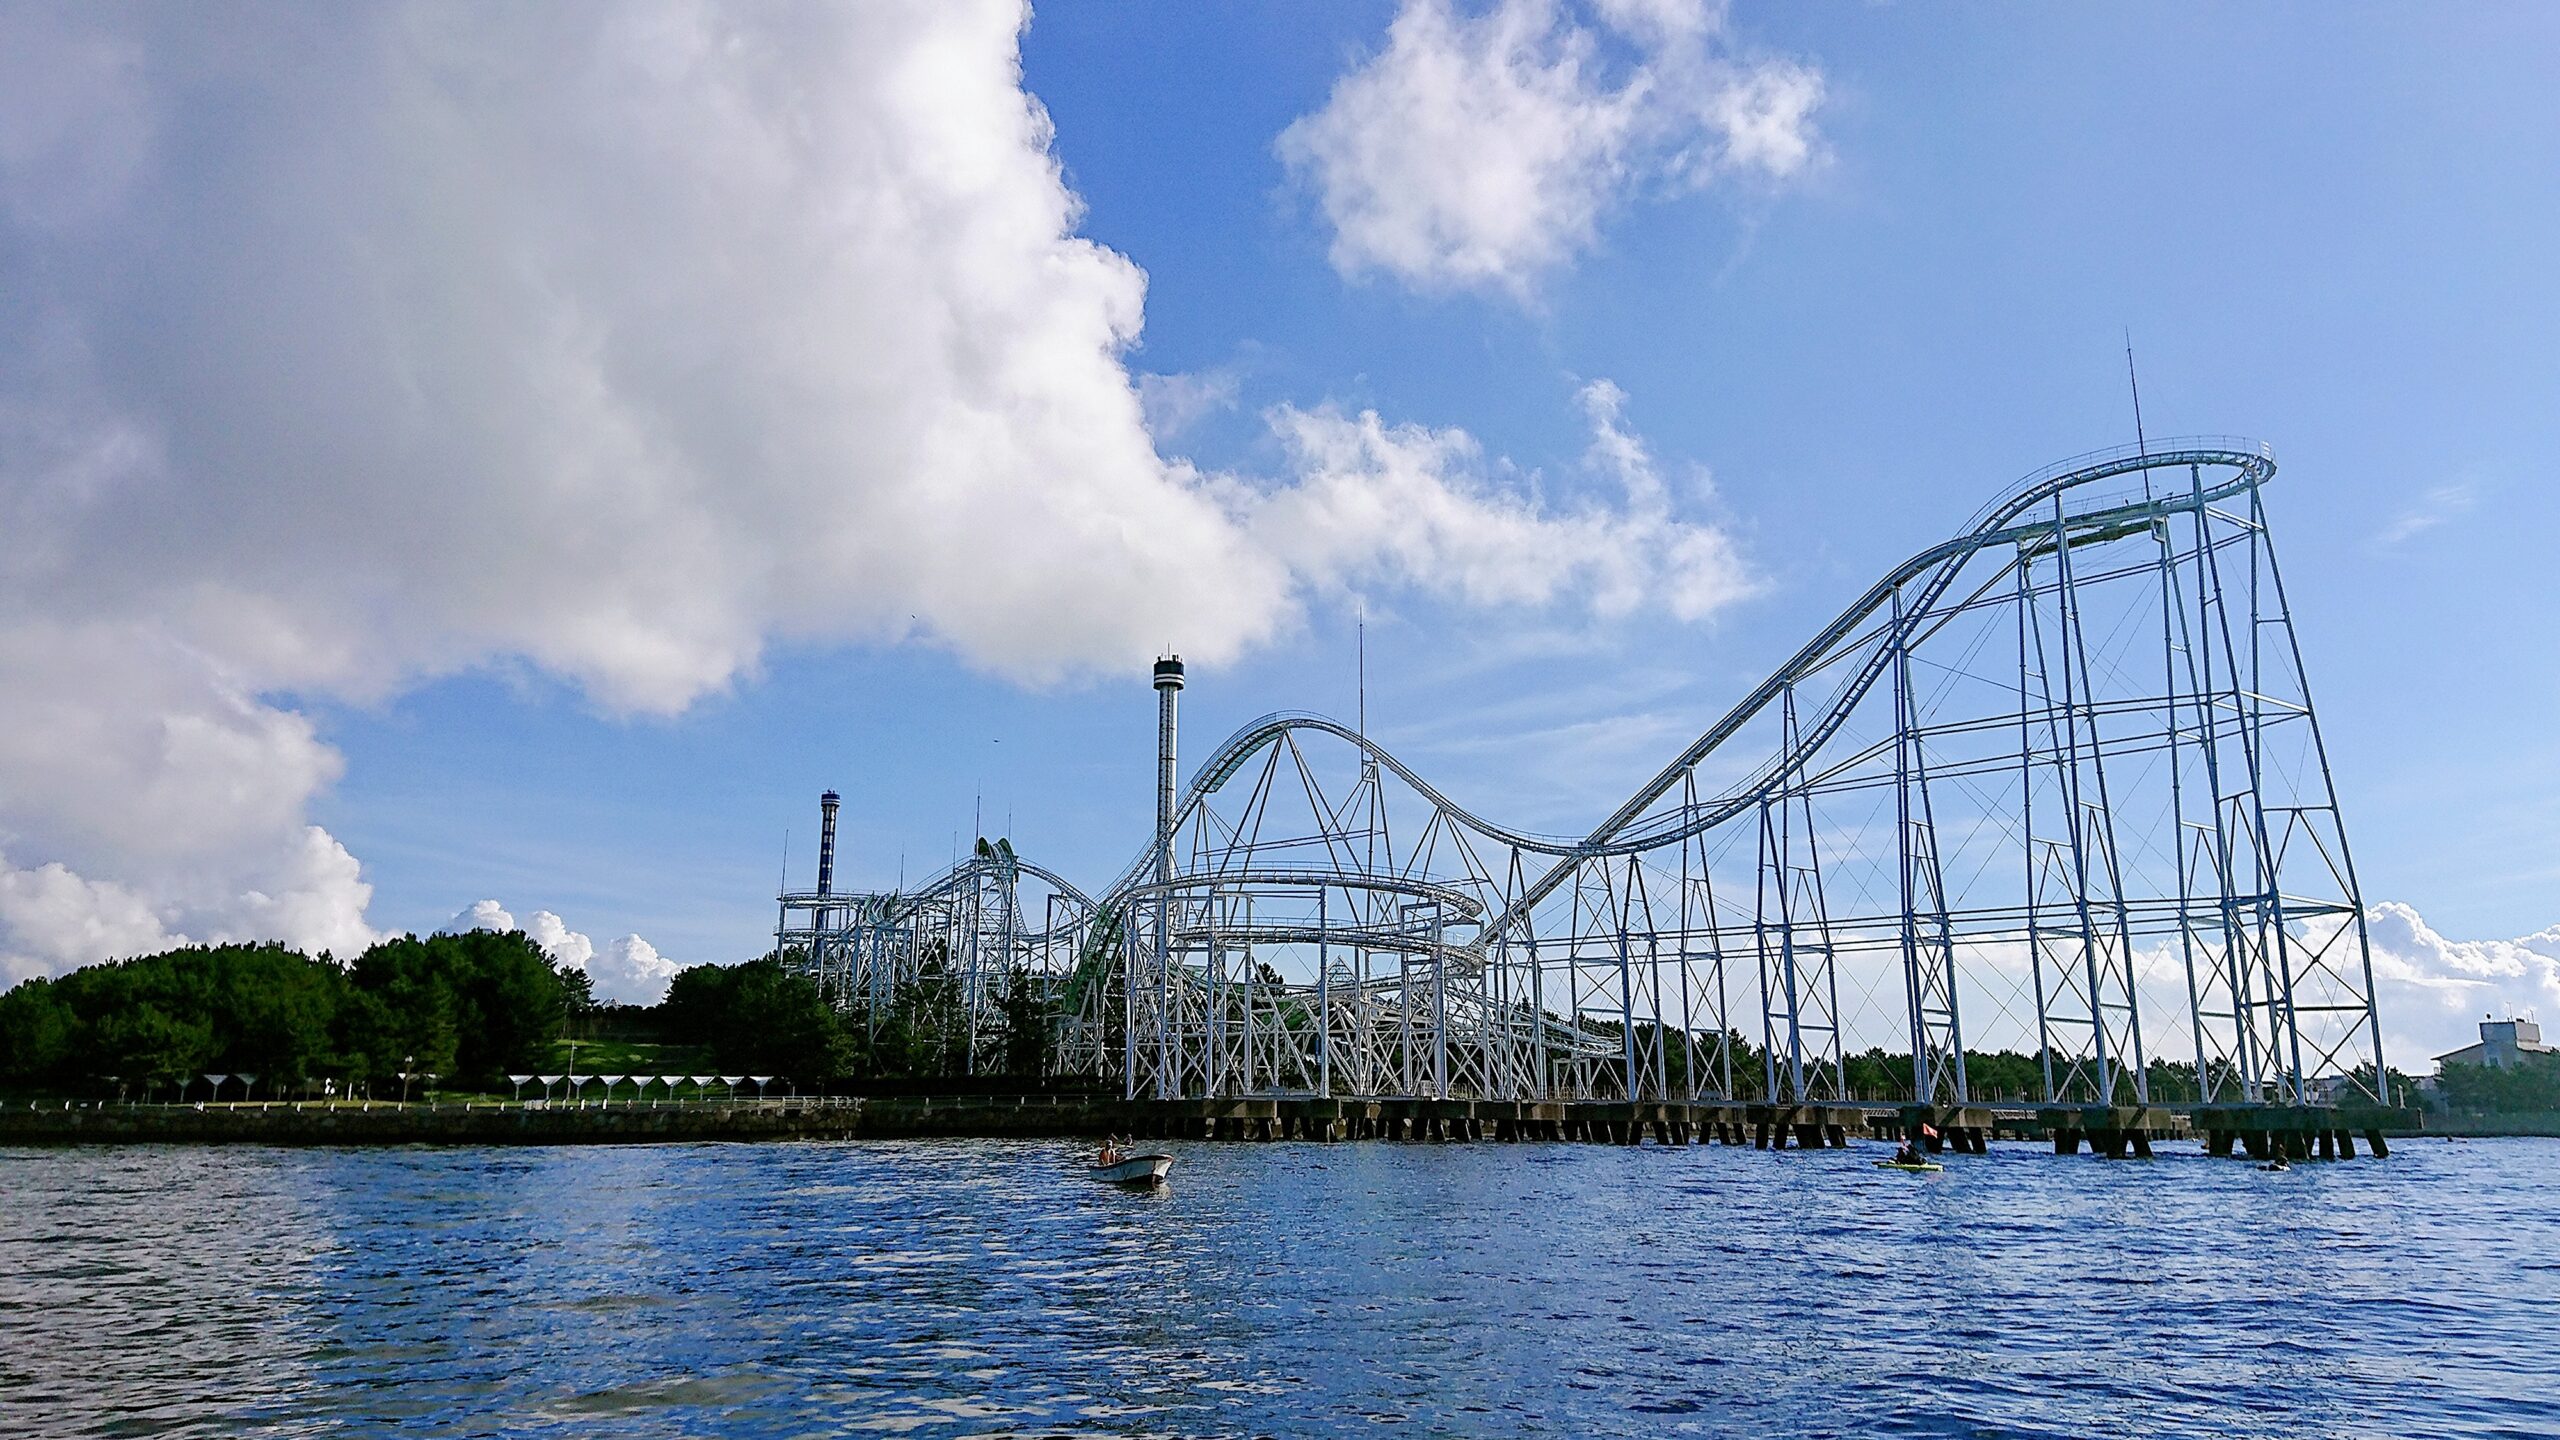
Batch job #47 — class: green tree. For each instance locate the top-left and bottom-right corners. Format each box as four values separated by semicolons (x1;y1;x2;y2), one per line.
659;954;849;1082
1963;1049;2044;1102
720;959;851;1081
873;942;969;1079
0;932;592;1098
2438;1055;2560;1113
347;930;566;1088
93;1001;215;1094
559;965;597;1038
658;960;744;1046
999;966;1052;1077
211;944;347;1089
0;976;74;1082
2338;1062;2421;1110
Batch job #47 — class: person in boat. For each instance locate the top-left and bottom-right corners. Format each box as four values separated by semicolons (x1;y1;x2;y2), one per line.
1891;1141;1924;1166
1097;1136;1120;1167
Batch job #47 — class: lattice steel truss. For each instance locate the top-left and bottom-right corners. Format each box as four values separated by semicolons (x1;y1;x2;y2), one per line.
777;440;2387;1105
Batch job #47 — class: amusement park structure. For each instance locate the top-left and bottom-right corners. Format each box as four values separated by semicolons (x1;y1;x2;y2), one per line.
776;440;2388;1110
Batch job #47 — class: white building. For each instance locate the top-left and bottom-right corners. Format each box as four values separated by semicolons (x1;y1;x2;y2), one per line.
2433;1017;2554;1071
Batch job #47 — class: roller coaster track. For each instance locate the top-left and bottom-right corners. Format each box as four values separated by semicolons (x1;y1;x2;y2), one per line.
1096;440;2271;907
781;436;2384;1109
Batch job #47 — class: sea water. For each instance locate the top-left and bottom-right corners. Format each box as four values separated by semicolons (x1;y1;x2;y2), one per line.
2;1136;2553;1438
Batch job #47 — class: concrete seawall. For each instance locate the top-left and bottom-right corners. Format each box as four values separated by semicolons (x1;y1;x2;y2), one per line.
2;1100;864;1146
0;1095;2425;1151
0;1096;1938;1148
0;1097;1143;1146
2411;1111;2560;1138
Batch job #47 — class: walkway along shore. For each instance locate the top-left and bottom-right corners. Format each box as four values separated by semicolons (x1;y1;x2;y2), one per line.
0;1095;2425;1156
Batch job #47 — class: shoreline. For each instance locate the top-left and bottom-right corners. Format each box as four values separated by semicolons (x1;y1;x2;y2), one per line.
0;1096;1078;1147
0;1094;2491;1147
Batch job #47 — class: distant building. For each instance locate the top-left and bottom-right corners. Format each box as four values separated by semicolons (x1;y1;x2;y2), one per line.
2433;1017;2554;1071
2306;1074;2355;1104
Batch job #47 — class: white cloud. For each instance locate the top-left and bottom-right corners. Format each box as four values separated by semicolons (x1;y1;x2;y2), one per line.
0;860;181;988
1254;379;1753;619
2374;482;2476;547
1137;369;1244;441
440;901;518;938
1277;0;1823;297
592;935;681;1008
1825;902;2558;1087
0;2;1294;707
0;622;377;981
0;2;1763;984
226;827;379;964
442;900;678;1006
2362;900;2560;1068
518;911;593;975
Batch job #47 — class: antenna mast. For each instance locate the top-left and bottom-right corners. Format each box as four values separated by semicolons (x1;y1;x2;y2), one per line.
2125;330;2150;457
2125;330;2154;499
1357;609;1377;786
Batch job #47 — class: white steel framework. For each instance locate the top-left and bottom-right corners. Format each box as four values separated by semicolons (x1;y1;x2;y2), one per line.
776;440;2387;1107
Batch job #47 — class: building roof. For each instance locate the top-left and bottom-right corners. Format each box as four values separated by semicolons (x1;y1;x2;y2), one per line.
2433;1032;2556;1064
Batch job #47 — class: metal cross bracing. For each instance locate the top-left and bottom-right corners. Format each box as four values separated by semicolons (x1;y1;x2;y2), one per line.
776;437;2388;1108
775;838;1101;1073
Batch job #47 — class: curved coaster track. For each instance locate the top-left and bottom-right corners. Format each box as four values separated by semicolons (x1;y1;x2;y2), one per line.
777;439;2387;1108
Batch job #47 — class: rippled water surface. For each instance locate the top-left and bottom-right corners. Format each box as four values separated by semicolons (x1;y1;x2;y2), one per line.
3;1136;2555;1438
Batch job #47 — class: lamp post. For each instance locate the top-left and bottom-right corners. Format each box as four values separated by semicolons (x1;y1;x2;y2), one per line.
401;1055;415;1104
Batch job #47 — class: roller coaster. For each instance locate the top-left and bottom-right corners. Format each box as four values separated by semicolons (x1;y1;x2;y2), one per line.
777;438;2387;1108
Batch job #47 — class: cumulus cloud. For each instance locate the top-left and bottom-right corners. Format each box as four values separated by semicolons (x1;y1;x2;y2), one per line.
0;1;1757;983
441;901;519;939
0;861;179;989
1277;0;1823;297
1841;902;2557;1086
442;900;678;1006
2362;901;2560;1067
0;623;377;982
0;2;1291;708
591;935;680;1008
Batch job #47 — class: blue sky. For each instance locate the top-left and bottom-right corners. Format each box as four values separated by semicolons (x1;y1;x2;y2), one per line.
1;3;2554;1050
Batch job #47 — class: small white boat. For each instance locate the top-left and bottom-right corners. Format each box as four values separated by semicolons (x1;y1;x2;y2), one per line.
1088;1151;1174;1186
